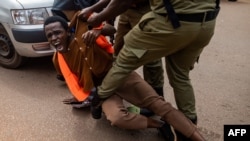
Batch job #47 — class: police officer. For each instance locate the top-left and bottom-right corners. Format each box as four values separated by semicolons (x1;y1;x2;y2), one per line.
78;0;164;116
113;0;164;116
81;0;220;124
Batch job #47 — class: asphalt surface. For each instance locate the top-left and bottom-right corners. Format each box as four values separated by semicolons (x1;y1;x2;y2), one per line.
0;0;249;141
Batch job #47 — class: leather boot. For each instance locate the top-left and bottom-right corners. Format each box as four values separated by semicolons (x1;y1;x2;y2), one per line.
153;87;164;97
90;89;103;119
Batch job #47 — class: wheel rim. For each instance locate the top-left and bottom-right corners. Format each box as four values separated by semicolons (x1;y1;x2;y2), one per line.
0;34;14;59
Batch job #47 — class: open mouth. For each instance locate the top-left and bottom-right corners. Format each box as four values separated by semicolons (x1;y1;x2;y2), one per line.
54;41;64;52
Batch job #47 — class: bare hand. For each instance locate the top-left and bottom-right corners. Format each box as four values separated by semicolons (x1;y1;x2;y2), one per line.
82;29;102;47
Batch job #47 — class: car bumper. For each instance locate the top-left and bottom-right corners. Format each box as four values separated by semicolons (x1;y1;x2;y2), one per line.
12;28;47;43
3;23;55;57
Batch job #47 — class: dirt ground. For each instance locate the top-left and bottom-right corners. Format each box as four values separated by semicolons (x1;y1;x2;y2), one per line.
0;0;249;141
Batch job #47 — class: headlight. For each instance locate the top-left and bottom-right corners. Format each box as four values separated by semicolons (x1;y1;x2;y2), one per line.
11;8;49;25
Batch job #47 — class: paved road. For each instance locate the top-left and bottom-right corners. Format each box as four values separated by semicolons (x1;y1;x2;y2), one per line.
0;0;249;141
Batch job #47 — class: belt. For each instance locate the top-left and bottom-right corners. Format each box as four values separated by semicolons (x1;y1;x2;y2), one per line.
160;8;220;23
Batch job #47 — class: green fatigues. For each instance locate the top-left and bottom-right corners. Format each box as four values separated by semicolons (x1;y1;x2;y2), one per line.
98;0;218;119
114;1;164;90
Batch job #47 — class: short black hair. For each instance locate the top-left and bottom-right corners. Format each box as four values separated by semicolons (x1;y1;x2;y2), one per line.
44;16;68;31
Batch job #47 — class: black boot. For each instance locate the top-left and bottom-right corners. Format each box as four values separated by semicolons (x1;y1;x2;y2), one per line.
153;87;164;97
175;117;198;141
90;89;103;119
139;108;155;117
190;117;198;125
158;122;177;141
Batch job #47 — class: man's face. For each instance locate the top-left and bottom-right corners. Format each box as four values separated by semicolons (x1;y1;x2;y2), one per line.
44;22;69;53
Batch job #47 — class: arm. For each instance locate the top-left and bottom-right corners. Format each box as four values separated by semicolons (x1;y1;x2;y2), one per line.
101;23;116;36
87;0;133;27
78;0;111;21
82;23;116;46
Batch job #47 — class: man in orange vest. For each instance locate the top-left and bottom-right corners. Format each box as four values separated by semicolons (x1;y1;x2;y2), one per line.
43;15;205;141
44;12;115;107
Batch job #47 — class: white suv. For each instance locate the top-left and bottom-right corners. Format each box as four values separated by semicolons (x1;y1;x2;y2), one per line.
0;0;54;69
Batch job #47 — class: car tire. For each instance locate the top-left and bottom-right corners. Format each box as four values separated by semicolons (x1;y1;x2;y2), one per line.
0;25;26;69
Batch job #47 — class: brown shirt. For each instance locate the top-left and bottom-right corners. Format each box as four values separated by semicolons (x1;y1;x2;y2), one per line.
62;12;113;92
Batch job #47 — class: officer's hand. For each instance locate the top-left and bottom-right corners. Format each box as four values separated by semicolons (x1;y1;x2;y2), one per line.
87;13;103;28
82;29;101;47
78;7;92;22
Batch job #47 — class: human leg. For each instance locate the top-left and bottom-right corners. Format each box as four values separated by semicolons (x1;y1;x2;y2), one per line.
165;20;216;121
143;59;164;97
165;54;198;121
164;21;215;140
97;12;207;99
115;9;164;116
97;12;216;110
116;72;204;140
102;95;163;129
140;59;164;116
97;45;144;99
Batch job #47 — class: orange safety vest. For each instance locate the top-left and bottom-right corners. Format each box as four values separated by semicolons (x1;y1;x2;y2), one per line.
58;52;90;101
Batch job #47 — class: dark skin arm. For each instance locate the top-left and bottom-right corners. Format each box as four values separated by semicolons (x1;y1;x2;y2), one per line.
100;23;117;36
80;0;133;27
82;23;116;47
78;0;111;22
